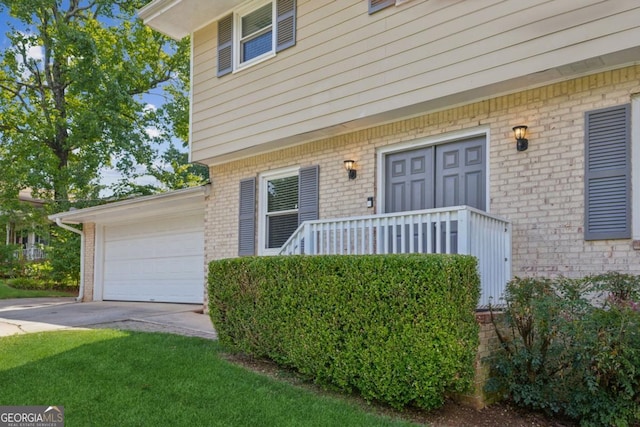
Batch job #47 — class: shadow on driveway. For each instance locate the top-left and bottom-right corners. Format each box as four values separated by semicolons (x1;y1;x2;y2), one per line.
0;298;217;339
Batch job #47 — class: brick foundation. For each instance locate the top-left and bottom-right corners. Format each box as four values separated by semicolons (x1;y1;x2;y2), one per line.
452;311;504;409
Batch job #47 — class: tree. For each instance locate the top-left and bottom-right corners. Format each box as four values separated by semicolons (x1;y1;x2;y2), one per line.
110;144;209;199
0;0;190;212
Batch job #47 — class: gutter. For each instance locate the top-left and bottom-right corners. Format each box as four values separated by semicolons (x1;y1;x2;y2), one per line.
54;218;85;303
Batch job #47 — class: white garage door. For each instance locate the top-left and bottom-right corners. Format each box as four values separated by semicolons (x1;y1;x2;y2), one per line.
102;213;204;303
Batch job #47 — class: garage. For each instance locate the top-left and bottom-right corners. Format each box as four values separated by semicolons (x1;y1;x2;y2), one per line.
101;213;204;303
49;186;208;304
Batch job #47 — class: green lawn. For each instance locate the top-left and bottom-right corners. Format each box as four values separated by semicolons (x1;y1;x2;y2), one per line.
0;330;417;427
0;281;74;299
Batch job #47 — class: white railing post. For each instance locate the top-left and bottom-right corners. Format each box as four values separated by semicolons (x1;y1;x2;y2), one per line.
302;223;312;255
457;208;470;255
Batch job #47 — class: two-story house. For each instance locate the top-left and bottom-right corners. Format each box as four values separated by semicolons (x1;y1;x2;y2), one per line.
51;0;640;306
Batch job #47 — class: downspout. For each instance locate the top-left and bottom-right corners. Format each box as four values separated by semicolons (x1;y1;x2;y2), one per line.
54;218;84;302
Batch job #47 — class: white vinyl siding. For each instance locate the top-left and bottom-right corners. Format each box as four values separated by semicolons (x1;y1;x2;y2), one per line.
192;0;640;164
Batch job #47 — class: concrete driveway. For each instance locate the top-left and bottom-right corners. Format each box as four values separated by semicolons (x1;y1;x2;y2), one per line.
0;298;217;339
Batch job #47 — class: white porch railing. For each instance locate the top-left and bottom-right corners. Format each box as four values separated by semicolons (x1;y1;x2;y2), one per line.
14;245;47;261
279;206;511;308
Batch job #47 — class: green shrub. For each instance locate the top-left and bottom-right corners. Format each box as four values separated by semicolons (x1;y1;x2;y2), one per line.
46;228;80;285
209;254;480;411
487;273;640;426
0;244;21;277
5;277;77;291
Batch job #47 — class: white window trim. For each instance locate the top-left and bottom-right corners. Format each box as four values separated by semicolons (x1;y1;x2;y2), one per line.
376;127;491;213
631;96;640;241
258;166;300;255
233;0;276;72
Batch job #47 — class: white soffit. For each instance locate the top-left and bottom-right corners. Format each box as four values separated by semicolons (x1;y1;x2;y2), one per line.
138;0;242;40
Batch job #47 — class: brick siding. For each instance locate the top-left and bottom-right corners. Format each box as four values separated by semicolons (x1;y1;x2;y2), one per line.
206;64;640;277
82;222;95;302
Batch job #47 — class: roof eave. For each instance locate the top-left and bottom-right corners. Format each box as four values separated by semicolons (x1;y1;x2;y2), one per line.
137;0;242;40
48;185;210;224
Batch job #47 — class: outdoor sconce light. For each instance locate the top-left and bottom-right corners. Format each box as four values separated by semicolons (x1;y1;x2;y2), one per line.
344;160;357;180
513;125;528;151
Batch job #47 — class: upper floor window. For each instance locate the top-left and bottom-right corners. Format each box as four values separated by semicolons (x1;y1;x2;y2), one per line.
240;3;273;63
217;0;296;77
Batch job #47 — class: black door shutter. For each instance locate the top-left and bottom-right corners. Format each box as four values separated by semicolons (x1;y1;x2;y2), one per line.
584;104;631;240
298;165;319;224
276;0;296;52
217;14;233;77
369;0;395;14
238;177;256;256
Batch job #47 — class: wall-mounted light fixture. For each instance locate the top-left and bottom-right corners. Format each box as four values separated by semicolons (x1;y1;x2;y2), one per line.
512;125;528;151
343;160;357;180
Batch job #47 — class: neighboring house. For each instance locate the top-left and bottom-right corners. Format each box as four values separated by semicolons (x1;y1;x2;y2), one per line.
52;0;640;305
3;190;48;261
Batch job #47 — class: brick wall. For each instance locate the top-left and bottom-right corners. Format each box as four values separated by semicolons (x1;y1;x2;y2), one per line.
206;65;640;276
453;312;505;409
82;222;95;302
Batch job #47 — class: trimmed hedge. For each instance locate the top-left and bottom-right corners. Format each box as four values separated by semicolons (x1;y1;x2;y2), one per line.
208;254;480;410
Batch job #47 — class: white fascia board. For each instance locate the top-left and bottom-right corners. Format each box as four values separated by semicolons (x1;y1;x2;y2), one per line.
49;185;209;225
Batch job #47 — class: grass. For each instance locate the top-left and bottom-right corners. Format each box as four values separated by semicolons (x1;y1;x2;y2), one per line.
0;281;74;299
0;330;417;426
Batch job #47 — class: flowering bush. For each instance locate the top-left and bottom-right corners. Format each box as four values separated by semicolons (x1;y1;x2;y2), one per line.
487;273;640;427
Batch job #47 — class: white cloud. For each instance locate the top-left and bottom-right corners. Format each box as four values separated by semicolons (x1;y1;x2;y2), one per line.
144;103;157;113
145;127;161;138
26;44;43;61
15;32;44;79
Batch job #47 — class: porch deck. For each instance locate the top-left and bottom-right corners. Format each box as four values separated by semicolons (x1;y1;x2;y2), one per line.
280;206;511;308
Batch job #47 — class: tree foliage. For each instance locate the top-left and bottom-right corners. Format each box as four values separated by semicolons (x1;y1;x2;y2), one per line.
0;0;190;211
110;145;209;199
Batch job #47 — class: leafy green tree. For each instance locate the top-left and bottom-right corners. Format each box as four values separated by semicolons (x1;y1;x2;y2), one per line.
109;145;209;199
0;0;194;283
0;0;190;212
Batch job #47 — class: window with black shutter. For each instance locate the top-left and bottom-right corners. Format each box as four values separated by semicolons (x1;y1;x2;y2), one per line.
238;177;256;256
217;0;296;76
584;104;631;240
238;166;319;255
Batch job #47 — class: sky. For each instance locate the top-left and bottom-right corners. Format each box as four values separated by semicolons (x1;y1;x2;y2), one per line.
0;4;172;195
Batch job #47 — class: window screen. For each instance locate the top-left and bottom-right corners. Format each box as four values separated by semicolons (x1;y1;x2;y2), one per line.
266;175;298;248
241;3;273;63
